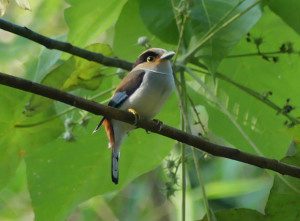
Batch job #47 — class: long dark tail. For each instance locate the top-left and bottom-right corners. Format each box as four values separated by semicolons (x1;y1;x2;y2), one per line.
111;151;120;184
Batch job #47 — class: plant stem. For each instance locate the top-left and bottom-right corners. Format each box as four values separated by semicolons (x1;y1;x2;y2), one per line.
187;94;207;137
226;51;299;58
192;148;211;221
179;72;187;221
173;14;188;63
181;130;186;221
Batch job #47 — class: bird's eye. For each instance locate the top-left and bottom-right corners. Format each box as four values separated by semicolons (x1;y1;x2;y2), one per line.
147;56;155;63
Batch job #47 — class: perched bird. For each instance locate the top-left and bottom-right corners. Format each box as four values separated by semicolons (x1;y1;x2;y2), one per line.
94;48;175;184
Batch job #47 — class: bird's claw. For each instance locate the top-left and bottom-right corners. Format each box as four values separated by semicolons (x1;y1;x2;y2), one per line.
153;119;164;132
128;108;139;126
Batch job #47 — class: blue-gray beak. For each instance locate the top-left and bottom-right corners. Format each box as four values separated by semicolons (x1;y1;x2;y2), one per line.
160;51;175;60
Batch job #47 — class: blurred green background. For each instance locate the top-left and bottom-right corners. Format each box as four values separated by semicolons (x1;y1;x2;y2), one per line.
0;0;300;220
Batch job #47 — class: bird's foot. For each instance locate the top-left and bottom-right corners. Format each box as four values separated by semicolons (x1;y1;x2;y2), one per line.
153;119;164;132
128;108;139;126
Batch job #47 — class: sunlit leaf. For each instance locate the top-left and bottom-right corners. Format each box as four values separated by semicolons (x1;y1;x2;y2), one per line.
64;0;127;47
25;43;114;116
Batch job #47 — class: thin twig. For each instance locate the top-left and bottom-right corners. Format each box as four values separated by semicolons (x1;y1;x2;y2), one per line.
1;72;300;179
180;71;187;221
226;51;298;58
181;121;186;221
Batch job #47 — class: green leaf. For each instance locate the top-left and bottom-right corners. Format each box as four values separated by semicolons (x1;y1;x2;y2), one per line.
139;0;178;45
188;0;263;73
268;0;300;36
34;34;67;83
64;0;128;47
0;85;63;191
25;93;179;221
25;43;114;116
113;0;173;62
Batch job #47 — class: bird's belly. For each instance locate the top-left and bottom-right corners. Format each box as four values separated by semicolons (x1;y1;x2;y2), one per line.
121;73;174;119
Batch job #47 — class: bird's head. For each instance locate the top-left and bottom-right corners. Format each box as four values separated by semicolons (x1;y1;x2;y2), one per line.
132;48;175;70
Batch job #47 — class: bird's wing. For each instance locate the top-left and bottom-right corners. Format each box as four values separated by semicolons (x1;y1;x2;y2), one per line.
93;69;145;133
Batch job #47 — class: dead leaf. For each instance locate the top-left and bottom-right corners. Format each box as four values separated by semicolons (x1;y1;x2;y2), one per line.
15;0;31;11
0;0;9;16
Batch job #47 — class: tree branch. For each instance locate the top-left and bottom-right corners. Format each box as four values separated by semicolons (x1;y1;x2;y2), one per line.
0;72;300;179
0;18;133;71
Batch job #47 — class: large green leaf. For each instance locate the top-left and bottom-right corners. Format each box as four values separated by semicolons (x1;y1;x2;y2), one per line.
25;43;114;116
25;92;179;221
139;0;178;45
64;0;127;47
188;8;300;159
0;85;63;191
268;0;300;36
113;0;173;62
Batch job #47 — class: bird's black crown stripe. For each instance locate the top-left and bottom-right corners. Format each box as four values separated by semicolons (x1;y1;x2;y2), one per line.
133;51;159;68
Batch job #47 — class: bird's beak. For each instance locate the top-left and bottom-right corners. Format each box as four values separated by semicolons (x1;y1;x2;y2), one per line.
160;51;175;60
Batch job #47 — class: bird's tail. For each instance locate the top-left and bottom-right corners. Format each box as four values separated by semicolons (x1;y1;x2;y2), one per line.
111;151;120;184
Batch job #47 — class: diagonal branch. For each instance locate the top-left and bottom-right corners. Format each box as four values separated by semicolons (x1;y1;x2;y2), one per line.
0;72;300;179
0;18;133;71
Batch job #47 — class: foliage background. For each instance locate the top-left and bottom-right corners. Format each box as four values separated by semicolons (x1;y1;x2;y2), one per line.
0;0;300;220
